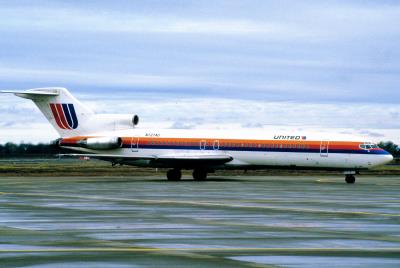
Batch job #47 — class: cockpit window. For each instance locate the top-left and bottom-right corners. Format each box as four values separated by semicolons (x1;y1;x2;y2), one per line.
359;142;379;150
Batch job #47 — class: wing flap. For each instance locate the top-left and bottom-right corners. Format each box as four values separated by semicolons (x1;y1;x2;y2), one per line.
154;153;233;167
59;154;154;160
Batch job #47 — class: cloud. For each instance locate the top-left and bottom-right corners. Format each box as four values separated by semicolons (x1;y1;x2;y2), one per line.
0;6;291;37
169;122;196;129
0;1;400;143
358;130;385;138
2;2;399;40
241;122;264;128
0;67;204;88
2;92;400;143
390;111;400;119
1;2;400;103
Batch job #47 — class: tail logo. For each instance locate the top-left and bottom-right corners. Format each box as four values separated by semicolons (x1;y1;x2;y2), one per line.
49;103;78;129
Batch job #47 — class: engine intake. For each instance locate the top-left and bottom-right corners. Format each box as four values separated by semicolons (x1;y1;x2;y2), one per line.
78;137;123;150
132;115;139;126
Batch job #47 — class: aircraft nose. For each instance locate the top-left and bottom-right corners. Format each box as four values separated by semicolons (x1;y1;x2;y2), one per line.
381;152;393;164
386;153;394;162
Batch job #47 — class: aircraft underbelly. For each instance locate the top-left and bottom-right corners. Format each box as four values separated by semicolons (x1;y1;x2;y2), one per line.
78;148;376;170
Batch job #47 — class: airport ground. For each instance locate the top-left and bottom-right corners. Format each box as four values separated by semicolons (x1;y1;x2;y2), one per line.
0;160;399;267
0;158;400;177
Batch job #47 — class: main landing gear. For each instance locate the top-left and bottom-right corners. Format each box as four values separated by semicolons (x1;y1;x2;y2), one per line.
192;169;207;181
167;169;182;181
166;168;208;181
345;174;356;184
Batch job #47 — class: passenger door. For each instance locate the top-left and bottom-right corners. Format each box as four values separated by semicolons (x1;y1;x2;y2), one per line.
200;140;207;150
131;137;139;152
213;140;219;150
320;140;329;157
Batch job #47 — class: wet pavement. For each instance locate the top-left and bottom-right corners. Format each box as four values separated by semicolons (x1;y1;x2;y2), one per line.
0;175;399;267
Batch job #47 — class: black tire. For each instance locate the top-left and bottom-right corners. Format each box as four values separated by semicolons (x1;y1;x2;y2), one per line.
193;169;207;181
345;175;356;184
167;169;182;181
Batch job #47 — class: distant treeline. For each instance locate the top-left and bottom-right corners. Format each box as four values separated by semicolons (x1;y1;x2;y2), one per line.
378;141;400;158
0;142;72;158
0;141;399;158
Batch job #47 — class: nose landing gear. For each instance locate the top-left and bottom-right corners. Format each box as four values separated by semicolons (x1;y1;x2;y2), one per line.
345;174;356;184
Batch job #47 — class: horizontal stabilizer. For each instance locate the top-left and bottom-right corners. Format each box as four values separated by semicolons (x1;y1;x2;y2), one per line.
1;90;59;96
1;89;59;99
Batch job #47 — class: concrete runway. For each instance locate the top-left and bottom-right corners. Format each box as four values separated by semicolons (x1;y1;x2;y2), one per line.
0;175;399;267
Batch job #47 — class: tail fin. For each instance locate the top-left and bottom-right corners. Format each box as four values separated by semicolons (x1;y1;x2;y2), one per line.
2;87;95;137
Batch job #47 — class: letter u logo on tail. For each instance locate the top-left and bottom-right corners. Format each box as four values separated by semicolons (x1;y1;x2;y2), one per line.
49;103;78;129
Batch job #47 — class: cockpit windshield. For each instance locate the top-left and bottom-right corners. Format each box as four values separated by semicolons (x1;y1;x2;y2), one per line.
359;142;379;150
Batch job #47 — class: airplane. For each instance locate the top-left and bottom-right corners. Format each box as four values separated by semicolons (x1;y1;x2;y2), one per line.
1;87;393;183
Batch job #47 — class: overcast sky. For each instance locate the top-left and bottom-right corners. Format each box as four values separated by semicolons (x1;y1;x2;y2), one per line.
1;0;400;143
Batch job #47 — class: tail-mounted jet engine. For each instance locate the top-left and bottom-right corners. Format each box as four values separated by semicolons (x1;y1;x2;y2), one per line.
132;115;139;126
92;114;139;130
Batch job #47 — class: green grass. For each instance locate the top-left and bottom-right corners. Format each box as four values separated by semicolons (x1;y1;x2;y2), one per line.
0;159;399;177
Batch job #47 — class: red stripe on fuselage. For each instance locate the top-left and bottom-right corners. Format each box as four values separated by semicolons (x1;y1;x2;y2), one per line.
55;103;71;129
49;103;66;129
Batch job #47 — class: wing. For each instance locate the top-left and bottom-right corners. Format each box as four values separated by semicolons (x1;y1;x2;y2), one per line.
60;154;153;160
154;153;233;166
60;153;233;167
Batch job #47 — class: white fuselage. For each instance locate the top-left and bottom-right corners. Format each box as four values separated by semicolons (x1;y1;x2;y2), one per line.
61;128;393;171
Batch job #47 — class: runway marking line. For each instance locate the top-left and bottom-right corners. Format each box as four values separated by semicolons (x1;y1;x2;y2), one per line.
0;247;399;253
1;191;399;218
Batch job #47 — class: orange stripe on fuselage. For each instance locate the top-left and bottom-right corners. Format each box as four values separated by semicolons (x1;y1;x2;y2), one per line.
60;136;364;150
